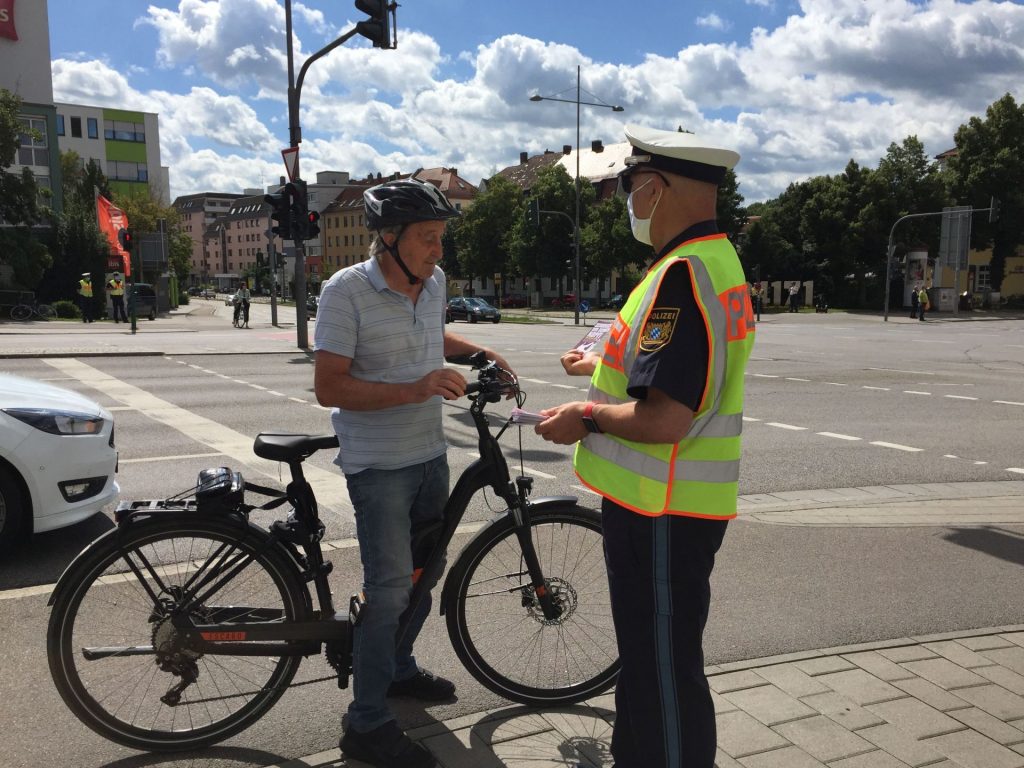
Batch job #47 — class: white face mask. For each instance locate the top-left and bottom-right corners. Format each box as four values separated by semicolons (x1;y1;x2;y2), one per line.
626;177;660;246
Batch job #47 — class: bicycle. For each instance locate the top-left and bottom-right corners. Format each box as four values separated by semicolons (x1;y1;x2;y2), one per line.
10;296;56;321
46;352;618;752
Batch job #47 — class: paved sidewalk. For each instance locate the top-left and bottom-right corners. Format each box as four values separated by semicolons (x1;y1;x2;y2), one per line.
274;625;1024;768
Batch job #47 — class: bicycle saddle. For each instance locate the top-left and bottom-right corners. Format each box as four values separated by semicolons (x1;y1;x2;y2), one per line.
254;433;339;462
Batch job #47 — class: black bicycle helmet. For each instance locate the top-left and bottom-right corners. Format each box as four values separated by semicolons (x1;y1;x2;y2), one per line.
363;179;460;230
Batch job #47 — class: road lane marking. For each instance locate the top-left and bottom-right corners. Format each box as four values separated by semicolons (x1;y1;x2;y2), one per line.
867;367;937;375
903;390;931;395
786;377;811;382
817;432;861;441
552;384;577;389
121;452;224;464
1009;468;1024;475
825;382;848;386
945;395;978;400
290;397;308;403
43;358;353;518
870;441;923;452
766;422;807;431
994;400;1024;407
742;417;761;422
268;390;286;397
522;378;550;385
863;386;890;391
750;373;779;378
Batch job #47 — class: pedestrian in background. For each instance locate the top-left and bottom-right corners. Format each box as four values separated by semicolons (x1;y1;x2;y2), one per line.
788;281;800;312
314;179;514;768
536;124;755;768
107;272;128;323
232;283;251;328
918;285;930;321
910;284;919;319
77;273;94;323
752;280;764;321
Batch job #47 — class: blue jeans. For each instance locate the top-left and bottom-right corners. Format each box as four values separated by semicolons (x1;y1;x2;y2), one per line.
344;455;449;732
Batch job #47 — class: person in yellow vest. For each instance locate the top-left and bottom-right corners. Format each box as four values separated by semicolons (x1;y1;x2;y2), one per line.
107;272;128;323
77;272;94;323
536;124;754;768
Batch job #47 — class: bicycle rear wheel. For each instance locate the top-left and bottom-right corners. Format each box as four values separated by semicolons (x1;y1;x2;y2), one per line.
47;517;310;752
10;304;31;321
444;504;619;706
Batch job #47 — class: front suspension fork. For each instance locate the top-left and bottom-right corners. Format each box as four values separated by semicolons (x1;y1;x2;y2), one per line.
507;477;563;622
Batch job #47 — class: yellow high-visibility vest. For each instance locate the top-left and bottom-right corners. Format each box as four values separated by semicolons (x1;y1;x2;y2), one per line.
107;279;124;296
78;280;93;298
574;234;755;519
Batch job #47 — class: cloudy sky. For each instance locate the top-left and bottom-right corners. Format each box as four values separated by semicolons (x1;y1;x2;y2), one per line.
47;0;1024;203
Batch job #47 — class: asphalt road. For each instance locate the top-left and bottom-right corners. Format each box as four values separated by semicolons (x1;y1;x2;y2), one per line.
1;310;1022;767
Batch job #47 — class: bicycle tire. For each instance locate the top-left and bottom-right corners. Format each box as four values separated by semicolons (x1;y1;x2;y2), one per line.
10;304;31;321
47;516;311;752
444;504;619;706
36;303;56;320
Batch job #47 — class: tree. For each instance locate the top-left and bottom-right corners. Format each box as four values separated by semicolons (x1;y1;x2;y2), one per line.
454;175;522;290
505;165;586;294
716;169;746;242
116;188;189;283
0;89;51;289
579;194;648;297
947;93;1024;292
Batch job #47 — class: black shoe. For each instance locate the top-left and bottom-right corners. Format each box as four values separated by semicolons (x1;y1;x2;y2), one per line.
339;720;436;768
387;668;456;701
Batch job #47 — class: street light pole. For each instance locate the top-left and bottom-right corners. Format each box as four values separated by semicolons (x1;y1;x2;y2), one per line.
530;67;623;325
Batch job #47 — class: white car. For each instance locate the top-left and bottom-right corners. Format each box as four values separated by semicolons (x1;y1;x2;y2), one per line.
0;373;119;548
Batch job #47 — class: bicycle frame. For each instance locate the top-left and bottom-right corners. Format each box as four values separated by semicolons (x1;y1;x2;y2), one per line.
57;358;576;671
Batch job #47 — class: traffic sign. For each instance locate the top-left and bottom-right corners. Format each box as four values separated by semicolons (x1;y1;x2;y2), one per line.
282;147;299;181
579;300;590;314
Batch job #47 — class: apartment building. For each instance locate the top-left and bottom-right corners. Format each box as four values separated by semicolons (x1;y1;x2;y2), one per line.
173;192;243;285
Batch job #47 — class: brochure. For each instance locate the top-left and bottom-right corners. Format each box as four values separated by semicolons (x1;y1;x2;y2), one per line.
573;320;612;353
510;407;547;425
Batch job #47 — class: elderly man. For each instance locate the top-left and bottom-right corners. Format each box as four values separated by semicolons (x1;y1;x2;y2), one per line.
536;124;755;768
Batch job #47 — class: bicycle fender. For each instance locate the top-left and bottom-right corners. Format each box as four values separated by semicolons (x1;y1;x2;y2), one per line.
46;513;307;609
438;495;579;617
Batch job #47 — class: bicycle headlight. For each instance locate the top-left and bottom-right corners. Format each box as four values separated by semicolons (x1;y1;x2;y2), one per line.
3;408;105;435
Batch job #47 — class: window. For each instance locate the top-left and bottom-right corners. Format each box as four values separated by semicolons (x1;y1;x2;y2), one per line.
104;119;146;142
87;118;98;139
71;116;82;138
106;160;149;182
977;265;991;290
17;117;49;167
56;115;65;136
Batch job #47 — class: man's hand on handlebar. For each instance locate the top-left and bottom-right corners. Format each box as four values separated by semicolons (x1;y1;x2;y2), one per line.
416;368;468;401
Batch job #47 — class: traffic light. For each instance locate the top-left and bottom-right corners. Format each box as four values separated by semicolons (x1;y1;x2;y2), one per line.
289;180;308;240
527;198;540;226
265;184;293;241
117;227;133;252
990;196;1000;223
304;210;321;241
355;0;393;48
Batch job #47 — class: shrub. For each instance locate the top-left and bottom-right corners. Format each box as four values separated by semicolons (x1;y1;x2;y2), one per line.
51;299;80;319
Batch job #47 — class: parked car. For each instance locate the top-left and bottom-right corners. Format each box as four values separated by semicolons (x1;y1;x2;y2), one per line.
550;293;577;308
446;296;501;323
0;374;119;549
601;294;624;310
128;283;158;320
500;293;528;308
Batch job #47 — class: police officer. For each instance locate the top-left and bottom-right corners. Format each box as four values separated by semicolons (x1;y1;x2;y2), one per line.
107;272;128;323
536;124;754;768
77;272;94;323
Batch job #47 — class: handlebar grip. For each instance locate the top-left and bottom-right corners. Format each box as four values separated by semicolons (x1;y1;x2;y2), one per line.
465;381;483;395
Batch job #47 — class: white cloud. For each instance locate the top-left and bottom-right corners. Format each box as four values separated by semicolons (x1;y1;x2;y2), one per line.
697;14;730;31
52;0;1024;203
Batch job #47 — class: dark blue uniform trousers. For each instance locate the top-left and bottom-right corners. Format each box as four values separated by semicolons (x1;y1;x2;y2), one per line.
602;497;728;768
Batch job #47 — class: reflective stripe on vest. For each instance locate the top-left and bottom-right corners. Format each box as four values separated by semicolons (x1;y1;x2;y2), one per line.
574;234;755;519
79;280;93;297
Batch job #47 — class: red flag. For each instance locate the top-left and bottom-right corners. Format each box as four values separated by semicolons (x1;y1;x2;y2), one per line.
96;193;130;276
0;0;17;41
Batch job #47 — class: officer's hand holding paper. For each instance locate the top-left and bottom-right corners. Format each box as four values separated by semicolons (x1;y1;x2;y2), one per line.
561;320;610;376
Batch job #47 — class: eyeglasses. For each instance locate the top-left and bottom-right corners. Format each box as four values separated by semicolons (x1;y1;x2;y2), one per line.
618;168;670;195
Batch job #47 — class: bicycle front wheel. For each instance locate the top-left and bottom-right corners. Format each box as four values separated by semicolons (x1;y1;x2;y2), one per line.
47;517;310;752
444;504;619;706
37;303;56;320
10;304;31;321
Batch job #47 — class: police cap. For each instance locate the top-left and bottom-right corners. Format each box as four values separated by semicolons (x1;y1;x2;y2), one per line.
621;124;739;186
